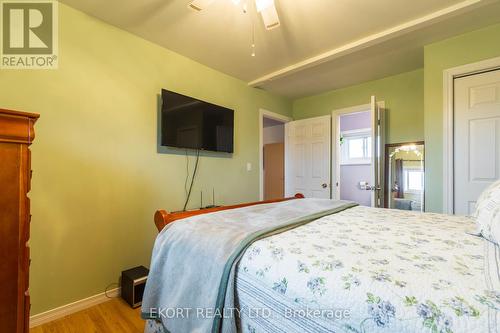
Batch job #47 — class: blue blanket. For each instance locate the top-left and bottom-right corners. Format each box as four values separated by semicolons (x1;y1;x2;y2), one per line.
142;198;357;333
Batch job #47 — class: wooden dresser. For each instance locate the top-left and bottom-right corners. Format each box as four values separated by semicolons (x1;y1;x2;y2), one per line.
0;109;39;333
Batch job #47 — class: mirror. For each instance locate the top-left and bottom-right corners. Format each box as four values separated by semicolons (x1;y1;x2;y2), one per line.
385;142;425;212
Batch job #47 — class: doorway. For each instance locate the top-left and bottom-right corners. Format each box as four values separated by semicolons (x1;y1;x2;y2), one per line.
259;110;291;200
338;110;372;206
332;97;385;207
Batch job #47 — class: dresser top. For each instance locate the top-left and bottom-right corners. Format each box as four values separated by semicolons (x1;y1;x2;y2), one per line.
0;108;40;120
0;108;39;144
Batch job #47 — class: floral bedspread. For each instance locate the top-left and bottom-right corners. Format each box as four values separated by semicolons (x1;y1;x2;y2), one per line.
146;206;500;333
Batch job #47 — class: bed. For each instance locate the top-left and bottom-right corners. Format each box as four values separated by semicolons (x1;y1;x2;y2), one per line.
142;195;500;333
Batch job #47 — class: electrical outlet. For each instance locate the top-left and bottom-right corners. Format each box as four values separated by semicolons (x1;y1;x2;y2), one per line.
246;162;252;171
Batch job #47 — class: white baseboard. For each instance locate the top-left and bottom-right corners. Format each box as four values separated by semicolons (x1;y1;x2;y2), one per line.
29;287;121;328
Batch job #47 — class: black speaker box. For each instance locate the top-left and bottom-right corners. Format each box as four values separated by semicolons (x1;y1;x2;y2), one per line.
121;266;149;308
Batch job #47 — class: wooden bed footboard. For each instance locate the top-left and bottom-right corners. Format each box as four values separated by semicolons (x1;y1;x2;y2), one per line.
154;194;305;232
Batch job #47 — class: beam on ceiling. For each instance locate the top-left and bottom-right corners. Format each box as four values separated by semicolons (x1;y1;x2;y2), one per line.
248;0;495;87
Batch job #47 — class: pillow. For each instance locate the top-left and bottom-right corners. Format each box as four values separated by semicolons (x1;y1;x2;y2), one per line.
474;180;500;245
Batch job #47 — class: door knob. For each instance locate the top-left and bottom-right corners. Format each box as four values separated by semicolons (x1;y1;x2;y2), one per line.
365;186;381;191
361;183;381;191
322;183;328;188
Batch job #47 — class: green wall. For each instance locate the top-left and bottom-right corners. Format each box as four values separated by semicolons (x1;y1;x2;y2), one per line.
424;23;500;212
0;4;291;315
293;69;424;144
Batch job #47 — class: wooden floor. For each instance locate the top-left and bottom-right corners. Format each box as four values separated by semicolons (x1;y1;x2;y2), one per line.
30;298;145;333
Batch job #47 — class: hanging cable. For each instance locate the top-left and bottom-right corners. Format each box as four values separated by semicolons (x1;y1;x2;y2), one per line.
251;19;256;57
184;149;190;196
183;149;201;211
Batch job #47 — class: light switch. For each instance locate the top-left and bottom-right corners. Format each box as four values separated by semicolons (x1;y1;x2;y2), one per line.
246;162;252;171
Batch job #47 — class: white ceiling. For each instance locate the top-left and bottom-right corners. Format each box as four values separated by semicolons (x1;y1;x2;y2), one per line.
60;0;500;98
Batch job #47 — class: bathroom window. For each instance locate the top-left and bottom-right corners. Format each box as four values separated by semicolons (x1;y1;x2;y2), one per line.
404;169;424;192
341;129;371;165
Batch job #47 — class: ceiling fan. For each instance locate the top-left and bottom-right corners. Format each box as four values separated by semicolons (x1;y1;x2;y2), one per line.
188;0;280;30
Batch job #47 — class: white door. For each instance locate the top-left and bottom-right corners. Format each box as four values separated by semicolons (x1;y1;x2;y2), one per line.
285;115;331;198
454;69;500;215
370;96;385;207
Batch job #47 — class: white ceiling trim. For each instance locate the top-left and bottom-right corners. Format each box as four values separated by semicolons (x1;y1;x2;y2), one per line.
248;0;493;87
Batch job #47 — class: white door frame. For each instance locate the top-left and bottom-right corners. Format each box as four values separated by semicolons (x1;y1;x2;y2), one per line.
259;109;292;200
331;102;384;200
442;56;500;214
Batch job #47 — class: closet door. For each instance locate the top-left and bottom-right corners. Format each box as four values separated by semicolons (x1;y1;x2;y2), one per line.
454;69;500;214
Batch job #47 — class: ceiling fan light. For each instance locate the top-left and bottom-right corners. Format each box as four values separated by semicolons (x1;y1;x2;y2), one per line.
188;0;215;11
255;0;274;12
260;5;280;30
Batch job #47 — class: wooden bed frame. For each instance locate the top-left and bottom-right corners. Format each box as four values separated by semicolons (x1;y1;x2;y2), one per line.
154;194;305;232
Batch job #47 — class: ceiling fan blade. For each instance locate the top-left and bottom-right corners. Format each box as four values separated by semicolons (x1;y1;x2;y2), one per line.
188;0;215;11
260;5;280;30
255;0;280;30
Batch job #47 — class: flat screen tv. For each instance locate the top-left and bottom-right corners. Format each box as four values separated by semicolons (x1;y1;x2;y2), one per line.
160;89;234;153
